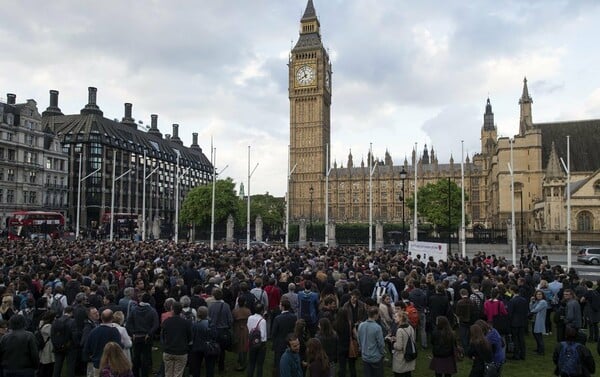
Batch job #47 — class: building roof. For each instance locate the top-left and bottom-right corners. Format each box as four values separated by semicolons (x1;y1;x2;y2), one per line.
331;162;479;178
539;119;600;173
43;112;211;170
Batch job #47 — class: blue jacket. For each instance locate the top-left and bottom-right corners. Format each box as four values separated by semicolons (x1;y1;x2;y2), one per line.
298;290;319;325
486;328;505;365
280;348;303;377
83;324;122;368
358;319;385;363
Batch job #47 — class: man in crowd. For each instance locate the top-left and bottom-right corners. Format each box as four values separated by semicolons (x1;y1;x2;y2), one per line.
358;306;385;377
82;309;122;377
127;293;159;377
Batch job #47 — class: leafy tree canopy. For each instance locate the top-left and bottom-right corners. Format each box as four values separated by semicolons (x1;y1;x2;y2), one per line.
180;178;239;229
406;179;468;230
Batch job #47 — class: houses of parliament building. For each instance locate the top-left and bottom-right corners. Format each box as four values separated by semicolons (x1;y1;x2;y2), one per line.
289;0;600;245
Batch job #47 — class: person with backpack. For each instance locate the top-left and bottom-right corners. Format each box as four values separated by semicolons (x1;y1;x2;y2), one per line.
38;311;56;377
298;281;320;337
125;293;159;377
371;273;399;304
179;296;197;323
246;303;267;377
51;306;78;377
0;314;39;377
553;325;596;377
390;311;416;377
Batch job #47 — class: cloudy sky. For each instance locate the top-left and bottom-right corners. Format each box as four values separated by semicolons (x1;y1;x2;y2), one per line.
2;0;600;196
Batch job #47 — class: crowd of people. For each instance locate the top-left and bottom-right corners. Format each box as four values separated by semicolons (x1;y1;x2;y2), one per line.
0;238;597;377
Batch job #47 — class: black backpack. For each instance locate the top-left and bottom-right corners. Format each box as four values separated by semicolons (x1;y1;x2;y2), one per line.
34;327;48;350
248;318;264;350
51;316;73;353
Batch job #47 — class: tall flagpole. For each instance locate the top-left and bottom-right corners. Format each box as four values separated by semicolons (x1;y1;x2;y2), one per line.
325;143;332;246
210;139;216;250
413;142;418;242
509;139;516;266
461;140;466;258
285;145;297;249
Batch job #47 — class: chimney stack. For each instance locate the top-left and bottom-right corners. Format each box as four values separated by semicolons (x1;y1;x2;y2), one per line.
80;86;103;116
43;90;63;117
191;132;201;150
147;114;162;138
121;103;137;129
6;93;16;105
171;124;183;145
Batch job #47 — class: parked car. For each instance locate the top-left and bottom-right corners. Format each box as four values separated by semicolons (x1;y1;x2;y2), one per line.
577;246;600;265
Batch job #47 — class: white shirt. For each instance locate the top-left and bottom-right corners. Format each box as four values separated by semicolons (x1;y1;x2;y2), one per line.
246;314;267;342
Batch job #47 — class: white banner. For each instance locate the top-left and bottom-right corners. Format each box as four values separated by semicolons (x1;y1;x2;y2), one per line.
408;240;448;262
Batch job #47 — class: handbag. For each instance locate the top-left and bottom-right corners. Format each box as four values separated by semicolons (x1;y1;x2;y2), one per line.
204;340;221;356
484;362;500;377
348;337;360;358
454;344;464;362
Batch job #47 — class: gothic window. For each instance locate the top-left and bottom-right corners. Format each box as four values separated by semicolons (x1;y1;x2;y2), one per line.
577;211;593;231
594;180;600;195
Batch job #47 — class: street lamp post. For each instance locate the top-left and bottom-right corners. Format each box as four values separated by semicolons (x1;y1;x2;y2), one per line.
76;150;101;240
448;177;451;254
309;186;314;242
110;151;132;242
399;168;407;251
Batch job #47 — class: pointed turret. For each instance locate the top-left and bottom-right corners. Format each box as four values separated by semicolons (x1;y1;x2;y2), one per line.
302;0;317;21
519;77;533;134
483;98;495;131
347;149;353;169
545;142;565;179
385;149;392;166
422;144;430;164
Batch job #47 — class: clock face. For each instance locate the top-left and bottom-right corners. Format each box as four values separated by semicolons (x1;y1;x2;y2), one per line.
296;65;315;85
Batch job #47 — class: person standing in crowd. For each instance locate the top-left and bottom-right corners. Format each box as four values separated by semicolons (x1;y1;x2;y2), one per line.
466;324;493;377
207;288;232;374
357;306;385;377
280;334;303;377
474;320;505;376
265;278;282;336
316;317;338;377
334;306;358;377
0;314;39;377
111;311;132;361
564;289;583;333
272;299;297;377
189;307;217;377
82;309;122;377
126;293;159;377
582;280;600;342
507;284;528;360
81;307;100;377
52;306;78;377
99;342;133;377
377;294;394;337
38;311;56;377
298;281;320;337
455;289;475;353
372;273;399;304
429;316;457;377
246;303;267;377
391;311;416;377
282;283;299;315
161;302;192;377
305;338;329;377
232;296;251;372
552;325;596;377
408;281;428;349
529;290;548;355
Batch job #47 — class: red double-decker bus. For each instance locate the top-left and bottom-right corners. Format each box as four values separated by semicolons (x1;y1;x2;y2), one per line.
7;211;65;240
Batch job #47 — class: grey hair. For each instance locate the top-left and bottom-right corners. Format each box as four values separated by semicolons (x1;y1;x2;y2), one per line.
179;295;191;308
124;287;135;298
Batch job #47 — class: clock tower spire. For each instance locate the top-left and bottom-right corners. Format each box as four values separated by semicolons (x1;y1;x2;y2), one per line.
289;0;331;223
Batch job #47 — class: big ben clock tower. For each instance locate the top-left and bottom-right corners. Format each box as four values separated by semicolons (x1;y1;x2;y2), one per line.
289;0;332;223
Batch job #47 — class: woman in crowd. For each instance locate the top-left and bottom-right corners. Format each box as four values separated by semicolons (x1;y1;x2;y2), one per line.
112;311;132;361
429;316;457;377
391;311;416;377
474;320;505;375
466;324;493;377
537;280;554;335
378;294;394;335
232;295;251;371
529;289;548;355
190;306;218;377
99;342;133;377
293;319;309;371
316;317;338;377
0;295;15;321
37;310;56;377
305;338;330;377
333;306;357;377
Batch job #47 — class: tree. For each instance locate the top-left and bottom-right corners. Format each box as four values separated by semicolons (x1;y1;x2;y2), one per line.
179;178;240;229
406;179;468;231
238;193;285;237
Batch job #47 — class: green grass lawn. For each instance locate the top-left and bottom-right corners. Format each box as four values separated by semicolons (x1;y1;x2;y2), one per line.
151;331;600;377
